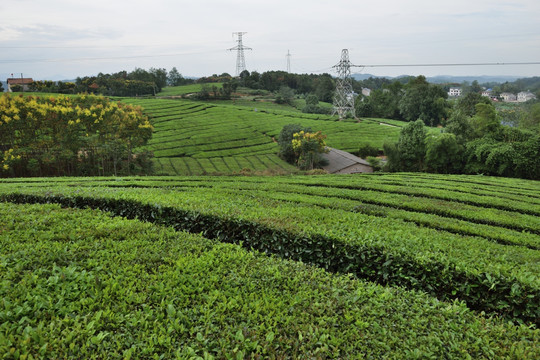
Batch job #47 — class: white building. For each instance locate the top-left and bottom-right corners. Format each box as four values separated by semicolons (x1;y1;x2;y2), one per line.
500;92;517;102
517;91;537;102
481;89;492;97
448;87;462;97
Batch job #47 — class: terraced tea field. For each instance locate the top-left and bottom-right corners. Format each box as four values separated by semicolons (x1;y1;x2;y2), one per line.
158;83;223;97
1;173;538;358
1;173;539;357
121;98;402;175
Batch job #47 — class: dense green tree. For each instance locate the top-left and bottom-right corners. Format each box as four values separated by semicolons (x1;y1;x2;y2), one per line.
463;132;539;179
455;92;491;117
305;94;318;106
385;119;427;172
443;109;472;143
277;124;312;164
0;94;153;177
354;76;392;91
314;74;335;103
355;95;374;117
397;119;428;171
513;136;540;179
461;80;482;95
493;81;520;95
519;102;540;132
167;67;185;86
356;144;379;159
370;84;403;119
275;86;295;105
470;103;500;138
399;76;449;126
302;94;329;114
292;130;329;170
128;67;167;92
382;142;401;172
425;133;463;174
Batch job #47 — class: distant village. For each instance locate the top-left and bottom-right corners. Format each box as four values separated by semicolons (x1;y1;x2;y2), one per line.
359;85;537;103
447;87;537;102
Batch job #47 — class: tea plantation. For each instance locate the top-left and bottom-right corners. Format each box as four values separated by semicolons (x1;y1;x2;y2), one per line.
120;98;402;175
0;173;538;358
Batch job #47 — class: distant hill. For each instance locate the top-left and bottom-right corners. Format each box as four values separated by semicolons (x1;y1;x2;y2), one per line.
426;75;521;84
1;81;6;92
352;74;521;84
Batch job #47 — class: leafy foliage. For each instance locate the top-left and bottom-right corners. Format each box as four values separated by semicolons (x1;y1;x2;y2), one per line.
291;130;329;170
425;133;463;173
277;124;312;164
75;68;168;96
356;143;379;158
1;173;538;325
1;202;537;358
0;93;153;177
386;119;427;172
398;76;449;126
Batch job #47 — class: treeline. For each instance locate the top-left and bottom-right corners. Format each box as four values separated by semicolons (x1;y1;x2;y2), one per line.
75;68;176;96
26;67;195;97
0;93;153;177
234;72;450;123
356;76;451;126
384;94;540;179
237;70;336;103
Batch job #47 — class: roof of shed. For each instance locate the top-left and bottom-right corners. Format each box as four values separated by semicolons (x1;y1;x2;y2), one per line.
321;148;371;174
7;78;33;85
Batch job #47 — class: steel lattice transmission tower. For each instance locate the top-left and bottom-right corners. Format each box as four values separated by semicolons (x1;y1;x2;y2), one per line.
286;50;291;73
332;49;355;119
228;32;252;76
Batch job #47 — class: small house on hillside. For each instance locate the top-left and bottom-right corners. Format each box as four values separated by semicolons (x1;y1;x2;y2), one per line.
448;87;462;97
482;89;492;97
500;92;517;102
7;78;33;92
321;148;373;174
517;91;536;102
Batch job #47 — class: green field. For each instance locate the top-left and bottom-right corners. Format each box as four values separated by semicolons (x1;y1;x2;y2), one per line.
0;173;538;358
158;83;223;97
121;98;402;175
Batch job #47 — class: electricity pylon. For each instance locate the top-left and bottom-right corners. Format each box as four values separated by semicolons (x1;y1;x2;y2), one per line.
332;49;355;119
286;50;291;73
228;32;252;76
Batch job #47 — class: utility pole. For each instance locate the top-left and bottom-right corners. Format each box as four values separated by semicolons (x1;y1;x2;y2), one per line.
228;32;252;76
286;50;291;73
332;49;355;119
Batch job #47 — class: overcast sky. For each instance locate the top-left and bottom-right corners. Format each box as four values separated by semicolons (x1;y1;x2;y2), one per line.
1;0;539;80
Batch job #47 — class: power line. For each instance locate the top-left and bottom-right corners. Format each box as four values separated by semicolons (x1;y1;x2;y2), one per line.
352;61;540;68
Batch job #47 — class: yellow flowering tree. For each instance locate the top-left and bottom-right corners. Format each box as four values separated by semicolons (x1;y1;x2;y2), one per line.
0;93;153;177
291;130;329;170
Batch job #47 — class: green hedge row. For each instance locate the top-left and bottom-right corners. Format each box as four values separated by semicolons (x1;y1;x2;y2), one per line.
2;191;538;325
1;202;538;358
219;185;540;249
130;177;538;248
